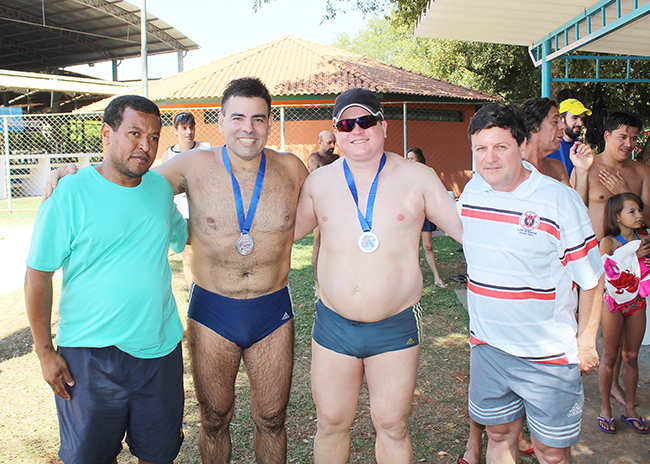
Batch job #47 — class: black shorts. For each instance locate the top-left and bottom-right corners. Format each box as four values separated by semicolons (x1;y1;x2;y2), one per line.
56;343;184;464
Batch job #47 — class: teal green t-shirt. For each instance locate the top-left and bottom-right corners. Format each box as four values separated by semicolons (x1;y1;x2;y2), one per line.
27;167;187;358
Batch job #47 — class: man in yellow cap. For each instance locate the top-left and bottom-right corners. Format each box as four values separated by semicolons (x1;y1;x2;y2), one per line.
547;98;592;177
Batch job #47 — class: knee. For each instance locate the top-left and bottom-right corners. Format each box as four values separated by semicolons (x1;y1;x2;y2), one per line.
622;350;639;368
252;408;286;435
535;446;570;464
422;242;433;253
370;408;409;441
199;403;233;437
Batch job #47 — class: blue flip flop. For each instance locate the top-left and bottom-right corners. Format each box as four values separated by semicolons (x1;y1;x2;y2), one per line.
620;415;650;434
597;415;616;434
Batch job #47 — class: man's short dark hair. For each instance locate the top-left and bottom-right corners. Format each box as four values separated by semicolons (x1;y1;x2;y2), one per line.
604;110;643;134
468;104;527;146
103;95;161;131
221;77;272;116
520;97;558;137
173;112;195;129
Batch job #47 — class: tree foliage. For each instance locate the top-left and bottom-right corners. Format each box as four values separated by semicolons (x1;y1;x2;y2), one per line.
334;15;540;101
256;0;650;121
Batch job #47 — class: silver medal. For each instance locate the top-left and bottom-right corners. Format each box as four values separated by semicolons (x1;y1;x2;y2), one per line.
236;233;254;255
358;231;379;253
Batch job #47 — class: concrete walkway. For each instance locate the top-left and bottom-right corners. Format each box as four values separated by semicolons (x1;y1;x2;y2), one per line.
454;289;650;464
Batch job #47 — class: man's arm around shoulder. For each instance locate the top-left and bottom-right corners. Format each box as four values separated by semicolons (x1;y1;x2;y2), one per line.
24;266;74;399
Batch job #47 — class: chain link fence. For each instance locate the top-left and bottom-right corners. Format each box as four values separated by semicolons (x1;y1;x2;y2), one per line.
2;101;478;212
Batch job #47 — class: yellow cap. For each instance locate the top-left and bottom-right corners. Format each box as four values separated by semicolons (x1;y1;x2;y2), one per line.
558;98;592;116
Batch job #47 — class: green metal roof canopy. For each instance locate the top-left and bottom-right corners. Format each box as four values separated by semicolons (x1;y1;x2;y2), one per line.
414;0;650;97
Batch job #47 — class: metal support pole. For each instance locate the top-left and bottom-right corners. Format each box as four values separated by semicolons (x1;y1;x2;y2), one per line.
112;59;119;81
141;0;148;97
541;40;552;98
177;50;185;73
280;106;286;152
3;117;12;211
402;102;408;156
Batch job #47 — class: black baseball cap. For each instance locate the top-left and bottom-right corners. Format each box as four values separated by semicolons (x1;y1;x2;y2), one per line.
332;88;383;123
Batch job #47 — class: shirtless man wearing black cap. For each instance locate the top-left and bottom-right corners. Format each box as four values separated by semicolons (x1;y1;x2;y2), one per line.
295;88;462;463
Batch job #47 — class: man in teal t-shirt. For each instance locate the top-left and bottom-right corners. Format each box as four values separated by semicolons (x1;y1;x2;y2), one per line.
25;95;188;464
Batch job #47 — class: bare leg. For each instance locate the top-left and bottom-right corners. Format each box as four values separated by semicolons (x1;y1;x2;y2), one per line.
312;340;364;464
598;304;624;429
485;417;523;464
365;345;420;463
182;245;193;290
621;307;647;429
187;319;242;464
530;435;571;464
421;231;446;288
312;227;321;297
518;429;533;454
462;418;484;464
610;338;626;405
242;321;294;464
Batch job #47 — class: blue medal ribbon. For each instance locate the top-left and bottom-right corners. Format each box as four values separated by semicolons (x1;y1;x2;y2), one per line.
222;146;266;235
343;153;386;232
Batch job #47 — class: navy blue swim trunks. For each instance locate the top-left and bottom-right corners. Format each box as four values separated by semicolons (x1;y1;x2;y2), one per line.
312;300;422;358
56;343;184;464
188;284;293;349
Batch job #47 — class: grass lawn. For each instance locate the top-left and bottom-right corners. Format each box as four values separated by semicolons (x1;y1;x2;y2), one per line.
0;219;535;463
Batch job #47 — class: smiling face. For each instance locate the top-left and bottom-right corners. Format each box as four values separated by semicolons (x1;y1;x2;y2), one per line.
604;125;639;162
334;106;387;163
532;106;566;154
563;112;587;140
472;126;528;192
218;96;272;164
100;107;161;187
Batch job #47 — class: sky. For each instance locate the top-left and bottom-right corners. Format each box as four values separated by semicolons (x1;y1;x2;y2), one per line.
66;0;371;81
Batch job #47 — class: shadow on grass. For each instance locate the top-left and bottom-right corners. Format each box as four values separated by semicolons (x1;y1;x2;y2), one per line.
0;326;33;363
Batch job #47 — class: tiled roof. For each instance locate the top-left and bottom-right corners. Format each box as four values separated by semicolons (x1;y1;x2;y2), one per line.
78;35;497;111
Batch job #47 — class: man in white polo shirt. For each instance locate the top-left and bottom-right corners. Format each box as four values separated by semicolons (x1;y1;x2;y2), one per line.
459;104;603;464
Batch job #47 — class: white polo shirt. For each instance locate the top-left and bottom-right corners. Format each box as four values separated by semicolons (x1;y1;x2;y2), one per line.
458;161;603;364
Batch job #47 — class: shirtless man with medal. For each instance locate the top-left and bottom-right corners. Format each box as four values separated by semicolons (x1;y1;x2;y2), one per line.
45;78;309;464
295;89;463;463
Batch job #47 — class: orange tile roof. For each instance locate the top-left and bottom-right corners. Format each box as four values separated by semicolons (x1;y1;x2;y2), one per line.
78;35;497;111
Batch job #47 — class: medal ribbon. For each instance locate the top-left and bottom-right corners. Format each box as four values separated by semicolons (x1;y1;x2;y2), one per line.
222;146;266;235
343;153;386;232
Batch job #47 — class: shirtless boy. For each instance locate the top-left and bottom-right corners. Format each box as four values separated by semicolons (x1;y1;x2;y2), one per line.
572;111;650;240
295;88;462;463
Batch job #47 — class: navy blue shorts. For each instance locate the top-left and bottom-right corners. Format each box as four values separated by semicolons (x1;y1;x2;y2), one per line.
422;218;438;232
56;343;184;464
312;300;422;358
188;284;293;349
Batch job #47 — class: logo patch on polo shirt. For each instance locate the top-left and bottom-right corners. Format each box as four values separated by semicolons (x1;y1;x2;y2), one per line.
518;211;540;236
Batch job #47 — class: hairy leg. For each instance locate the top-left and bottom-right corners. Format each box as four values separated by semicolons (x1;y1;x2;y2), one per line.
242;321;294;464
365;346;420;464
599;305;624;423
312;227;321;297
421;231;446;287
622;307;647;423
485;417;523;464
311;340;364;464
187;319;242;464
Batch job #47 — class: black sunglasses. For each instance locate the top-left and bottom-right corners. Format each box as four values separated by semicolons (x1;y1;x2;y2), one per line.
335;114;381;132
